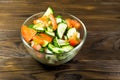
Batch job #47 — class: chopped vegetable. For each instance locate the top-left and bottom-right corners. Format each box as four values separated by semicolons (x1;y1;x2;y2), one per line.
32;35;44;45
61;45;73;52
57;23;67;39
45;26;55;36
21;7;82;61
33;23;45;32
56;15;63;23
21;25;37;42
66;18;81;29
45;48;53;54
49;14;57;30
31;41;41;51
43;7;54;17
48;44;64;54
53;37;69;47
39;33;53;42
67;28;76;39
68;32;80;46
33;19;41;24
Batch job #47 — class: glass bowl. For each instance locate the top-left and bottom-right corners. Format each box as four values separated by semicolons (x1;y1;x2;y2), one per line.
21;12;87;66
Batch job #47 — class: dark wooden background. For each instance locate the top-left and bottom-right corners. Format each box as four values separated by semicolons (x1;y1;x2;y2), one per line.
0;0;120;80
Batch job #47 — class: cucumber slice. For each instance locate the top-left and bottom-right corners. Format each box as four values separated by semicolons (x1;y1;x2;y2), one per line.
57;23;67;39
53;37;59;47
33;23;45;31
45;48;53;54
45;27;55;36
42;40;49;47
64;36;68;40
43;7;54;17
57;39;69;46
67;28;76;38
48;43;72;54
46;26;53;32
56;17;62;23
56;15;66;24
53;37;69;47
45;30;55;37
39;47;44;52
62;45;73;52
48;44;64;54
56;45;74;60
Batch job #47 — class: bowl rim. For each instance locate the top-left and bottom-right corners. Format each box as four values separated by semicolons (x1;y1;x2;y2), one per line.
21;11;87;55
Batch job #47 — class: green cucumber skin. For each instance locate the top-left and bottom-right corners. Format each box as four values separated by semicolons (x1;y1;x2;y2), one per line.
48;44;64;54
61;45;73;52
45;26;55;37
48;43;74;54
45;31;55;37
53;37;59;47
33;23;45;32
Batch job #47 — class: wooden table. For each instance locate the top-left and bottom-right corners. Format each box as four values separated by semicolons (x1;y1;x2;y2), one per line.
0;0;120;80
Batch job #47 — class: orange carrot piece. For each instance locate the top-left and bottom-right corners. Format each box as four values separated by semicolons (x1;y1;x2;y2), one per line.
21;25;37;42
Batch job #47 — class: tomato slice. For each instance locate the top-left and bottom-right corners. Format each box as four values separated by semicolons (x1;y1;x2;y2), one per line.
32;35;44;45
66;19;73;28
69;38;80;46
66;19;81;29
71;19;81;29
32;33;52;46
21;25;37;42
49;14;57;30
68;32;80;46
39;33;53;42
31;41;41;51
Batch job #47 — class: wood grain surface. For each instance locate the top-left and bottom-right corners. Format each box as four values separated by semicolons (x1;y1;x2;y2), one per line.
0;0;120;80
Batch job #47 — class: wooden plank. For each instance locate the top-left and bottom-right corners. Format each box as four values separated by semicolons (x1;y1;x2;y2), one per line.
0;0;120;79
0;30;120;79
0;0;120;31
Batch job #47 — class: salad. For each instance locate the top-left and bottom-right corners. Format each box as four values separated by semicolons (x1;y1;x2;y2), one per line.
21;7;81;62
